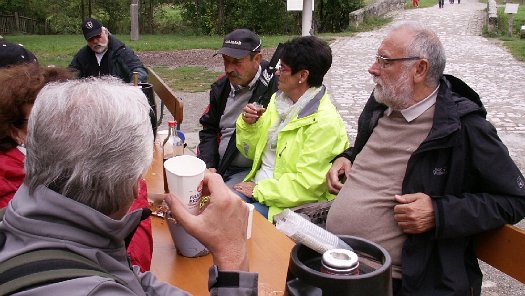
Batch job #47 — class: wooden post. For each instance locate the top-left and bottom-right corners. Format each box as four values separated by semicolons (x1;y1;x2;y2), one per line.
130;0;139;41
508;14;513;37
14;12;20;33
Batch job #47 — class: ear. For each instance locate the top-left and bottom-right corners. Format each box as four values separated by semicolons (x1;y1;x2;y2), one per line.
254;53;263;63
8;127;24;146
413;59;429;84
300;69;310;83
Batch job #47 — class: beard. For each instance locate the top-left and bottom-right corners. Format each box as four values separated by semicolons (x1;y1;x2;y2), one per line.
373;71;414;110
90;42;108;54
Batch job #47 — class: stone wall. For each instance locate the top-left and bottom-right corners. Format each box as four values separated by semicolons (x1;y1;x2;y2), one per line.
349;0;406;28
487;0;498;33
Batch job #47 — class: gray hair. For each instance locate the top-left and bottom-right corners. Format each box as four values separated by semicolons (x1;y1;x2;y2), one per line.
390;22;446;87
25;77;153;216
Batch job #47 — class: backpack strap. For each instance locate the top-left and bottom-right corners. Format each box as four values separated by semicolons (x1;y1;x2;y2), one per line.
0;249;128;295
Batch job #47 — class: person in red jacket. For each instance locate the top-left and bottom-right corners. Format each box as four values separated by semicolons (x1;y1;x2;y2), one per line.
0;64;74;206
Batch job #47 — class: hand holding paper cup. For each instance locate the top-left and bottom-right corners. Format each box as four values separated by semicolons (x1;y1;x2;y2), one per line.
164;155;209;257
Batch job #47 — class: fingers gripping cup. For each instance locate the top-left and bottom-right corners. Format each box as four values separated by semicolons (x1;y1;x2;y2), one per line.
164;155;209;257
253;102;265;117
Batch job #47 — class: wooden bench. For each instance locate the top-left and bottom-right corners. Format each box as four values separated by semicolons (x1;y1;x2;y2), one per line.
147;67;184;125
476;224;525;283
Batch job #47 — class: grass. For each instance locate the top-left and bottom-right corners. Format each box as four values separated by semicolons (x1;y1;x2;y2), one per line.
351;16;393;32
151;65;222;92
405;0;438;9
4;34;296;68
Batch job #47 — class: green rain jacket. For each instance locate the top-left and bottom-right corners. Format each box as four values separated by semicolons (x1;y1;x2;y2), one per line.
236;87;349;221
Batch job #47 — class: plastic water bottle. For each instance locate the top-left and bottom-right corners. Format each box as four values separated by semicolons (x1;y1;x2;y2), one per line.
173;120;184;157
162;121;177;193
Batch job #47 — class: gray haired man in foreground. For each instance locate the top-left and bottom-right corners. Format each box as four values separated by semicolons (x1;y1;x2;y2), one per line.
0;77;256;295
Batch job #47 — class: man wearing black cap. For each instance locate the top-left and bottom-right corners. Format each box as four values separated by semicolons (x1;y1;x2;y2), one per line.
0;41;37;68
69;18;148;83
198;29;281;186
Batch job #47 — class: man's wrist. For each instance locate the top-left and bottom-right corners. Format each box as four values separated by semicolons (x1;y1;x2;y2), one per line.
213;247;249;271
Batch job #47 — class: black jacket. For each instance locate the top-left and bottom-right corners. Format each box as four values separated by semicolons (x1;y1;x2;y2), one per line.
197;59;279;176
340;75;525;295
69;34;148;83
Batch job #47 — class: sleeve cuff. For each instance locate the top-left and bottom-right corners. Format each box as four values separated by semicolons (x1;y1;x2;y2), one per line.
208;265;258;294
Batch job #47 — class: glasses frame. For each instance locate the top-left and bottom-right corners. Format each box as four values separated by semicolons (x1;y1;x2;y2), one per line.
375;55;421;69
276;63;292;74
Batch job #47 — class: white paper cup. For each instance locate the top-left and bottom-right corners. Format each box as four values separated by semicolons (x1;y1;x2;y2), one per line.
246;203;255;239
164;155;206;215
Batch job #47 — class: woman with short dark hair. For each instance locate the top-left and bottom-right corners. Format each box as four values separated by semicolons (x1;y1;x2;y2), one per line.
234;36;350;221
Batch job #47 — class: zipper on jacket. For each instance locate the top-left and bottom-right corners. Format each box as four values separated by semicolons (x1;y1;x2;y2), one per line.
278;145;287;157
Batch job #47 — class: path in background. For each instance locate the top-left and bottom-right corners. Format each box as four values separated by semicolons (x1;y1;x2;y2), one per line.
325;1;525;295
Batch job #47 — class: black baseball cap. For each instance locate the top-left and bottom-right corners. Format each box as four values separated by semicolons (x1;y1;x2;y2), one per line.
214;29;261;59
82;18;103;40
0;41;38;68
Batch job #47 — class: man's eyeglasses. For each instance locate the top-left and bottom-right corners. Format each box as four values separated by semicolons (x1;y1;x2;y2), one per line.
375;55;421;69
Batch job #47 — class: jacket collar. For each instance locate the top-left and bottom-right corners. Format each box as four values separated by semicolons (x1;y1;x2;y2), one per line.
298;85;326;119
6;184;143;250
425;75;485;142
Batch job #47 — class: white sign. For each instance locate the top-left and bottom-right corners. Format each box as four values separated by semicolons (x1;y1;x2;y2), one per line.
504;3;519;14
287;0;315;11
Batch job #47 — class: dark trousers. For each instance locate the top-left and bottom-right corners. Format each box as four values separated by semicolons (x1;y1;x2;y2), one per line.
393;278;402;296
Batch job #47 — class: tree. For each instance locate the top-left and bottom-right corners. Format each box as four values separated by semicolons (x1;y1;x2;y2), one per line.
317;0;363;33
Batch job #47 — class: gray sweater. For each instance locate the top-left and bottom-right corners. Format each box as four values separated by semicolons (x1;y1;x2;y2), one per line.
0;185;257;295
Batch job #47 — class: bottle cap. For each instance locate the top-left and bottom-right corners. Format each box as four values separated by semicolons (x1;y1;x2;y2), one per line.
322;249;359;270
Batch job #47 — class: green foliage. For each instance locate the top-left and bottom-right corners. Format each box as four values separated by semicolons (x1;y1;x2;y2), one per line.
0;0;29;13
95;0;129;33
497;8;510;36
46;14;79;34
178;0;286;35
153;4;188;34
318;0;364;33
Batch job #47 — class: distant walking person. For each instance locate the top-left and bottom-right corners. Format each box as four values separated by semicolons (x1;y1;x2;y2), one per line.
438;0;444;8
412;0;419;8
69;18;148;83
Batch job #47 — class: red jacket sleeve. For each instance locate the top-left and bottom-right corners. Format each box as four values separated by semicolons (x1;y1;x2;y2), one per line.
127;179;153;272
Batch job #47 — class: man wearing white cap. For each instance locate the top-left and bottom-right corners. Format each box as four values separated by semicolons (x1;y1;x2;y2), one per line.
69;18;148;83
198;29;281;186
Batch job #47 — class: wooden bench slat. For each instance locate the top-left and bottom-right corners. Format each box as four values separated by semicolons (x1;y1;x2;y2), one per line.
147;67;184;125
476;224;525;283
